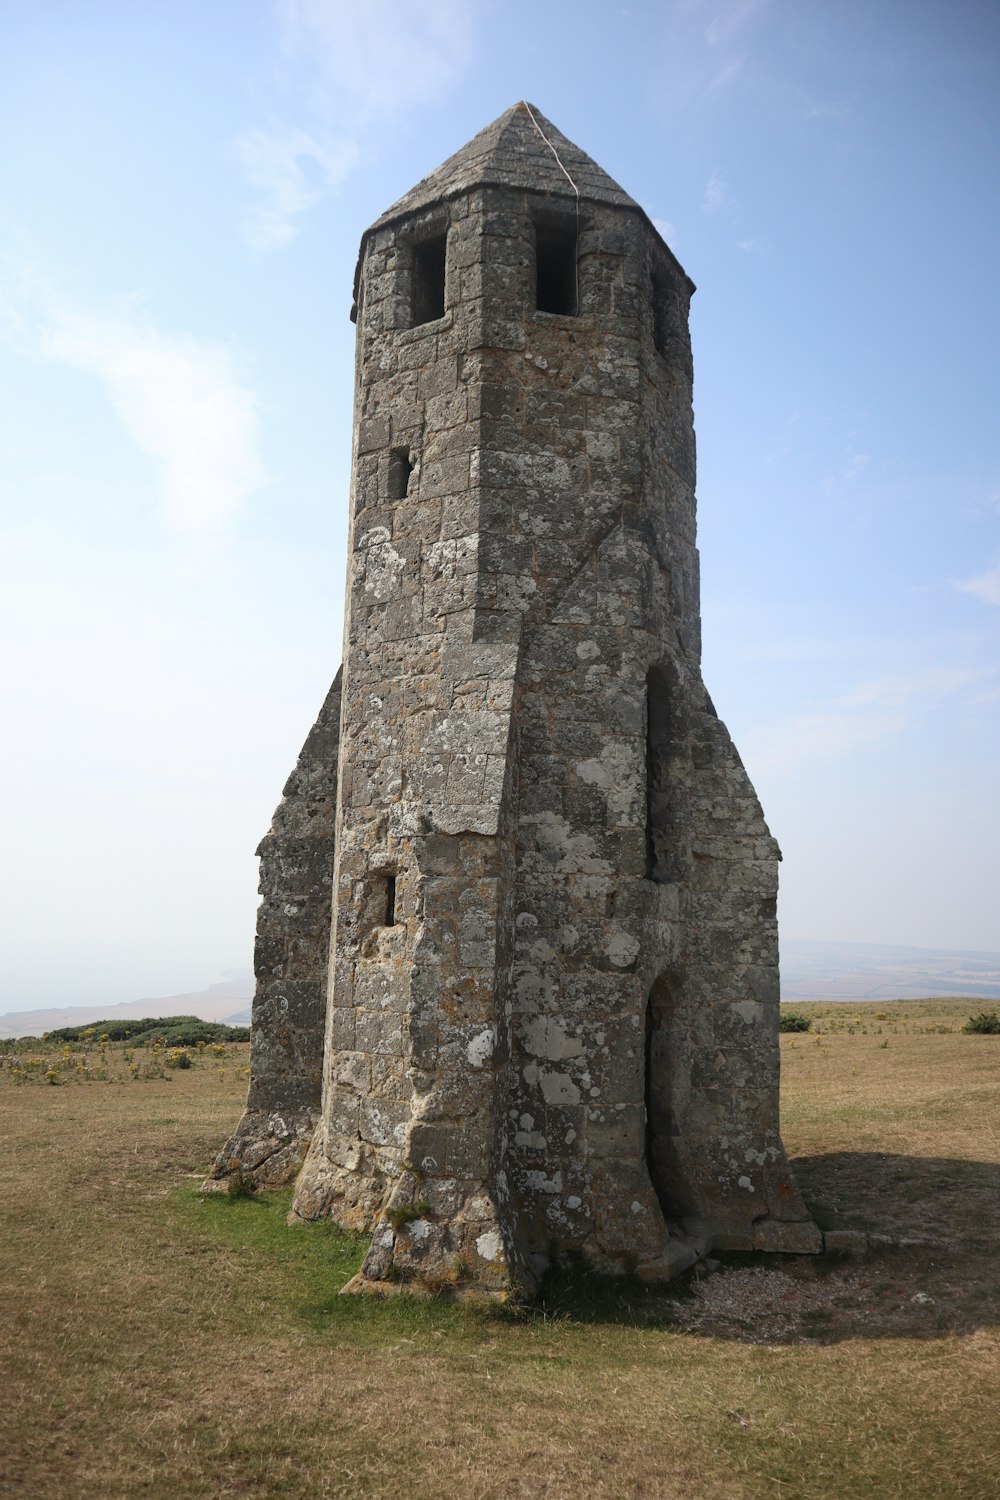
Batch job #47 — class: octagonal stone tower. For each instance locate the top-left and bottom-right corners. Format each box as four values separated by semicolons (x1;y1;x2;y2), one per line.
209;103;819;1294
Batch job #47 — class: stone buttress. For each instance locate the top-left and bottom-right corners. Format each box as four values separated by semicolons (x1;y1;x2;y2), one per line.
205;671;341;1189
210;103;819;1293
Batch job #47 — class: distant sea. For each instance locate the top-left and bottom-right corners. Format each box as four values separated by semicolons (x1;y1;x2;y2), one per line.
1;940;998;1038
780;939;1000;1003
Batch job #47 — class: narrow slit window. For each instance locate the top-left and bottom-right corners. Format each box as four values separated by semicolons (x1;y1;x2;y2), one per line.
534;218;578;315
646;665;677;883
651;267;671;359
388;448;412;500
410;233;447;326
382;873;397;927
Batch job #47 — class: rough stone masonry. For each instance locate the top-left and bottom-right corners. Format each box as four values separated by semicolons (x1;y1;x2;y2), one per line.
207;102;820;1295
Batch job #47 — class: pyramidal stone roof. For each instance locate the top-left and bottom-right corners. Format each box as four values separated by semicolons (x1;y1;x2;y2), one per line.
369;101;642;232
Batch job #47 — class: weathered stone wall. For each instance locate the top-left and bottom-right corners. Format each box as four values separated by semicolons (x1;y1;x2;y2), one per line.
206;669;341;1189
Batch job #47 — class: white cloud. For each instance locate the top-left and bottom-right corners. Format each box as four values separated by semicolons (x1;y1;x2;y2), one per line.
278;0;473;116
839;668;989;710
824;450;871;490
741;664;995;776
795;89;850;123
736;237;769;254
703;57;745;94
705;0;770;47
653;217;678;248
702;170;730;215
956;562;1000;606
237;0;474;249
3;269;265;558
742;710;906;776
237;126;358;250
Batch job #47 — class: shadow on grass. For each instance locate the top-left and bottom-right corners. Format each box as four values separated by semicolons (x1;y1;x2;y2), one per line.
792;1151;1000;1243
173;1153;1000;1349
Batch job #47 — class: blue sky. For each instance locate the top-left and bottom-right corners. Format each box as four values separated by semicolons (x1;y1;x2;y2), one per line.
1;0;998;1009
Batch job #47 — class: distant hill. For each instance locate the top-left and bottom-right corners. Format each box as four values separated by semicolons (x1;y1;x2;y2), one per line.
0;975;253;1039
2;941;998;1038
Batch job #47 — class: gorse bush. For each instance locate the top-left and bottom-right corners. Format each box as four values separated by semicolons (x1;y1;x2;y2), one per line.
43;1016;250;1046
962;1010;1000;1035
779;1012;812;1033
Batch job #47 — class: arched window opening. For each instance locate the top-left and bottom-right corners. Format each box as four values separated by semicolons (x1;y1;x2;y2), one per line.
645;665;680;883
644;974;690;1223
388;448;412;500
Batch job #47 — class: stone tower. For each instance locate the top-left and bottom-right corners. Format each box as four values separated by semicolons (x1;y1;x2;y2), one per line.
209;103;819;1294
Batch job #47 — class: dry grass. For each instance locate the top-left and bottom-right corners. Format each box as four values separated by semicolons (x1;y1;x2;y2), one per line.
1;999;998;1499
781;999;1000;1244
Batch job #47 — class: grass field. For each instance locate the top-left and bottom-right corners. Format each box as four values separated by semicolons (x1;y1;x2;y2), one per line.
1;999;998;1499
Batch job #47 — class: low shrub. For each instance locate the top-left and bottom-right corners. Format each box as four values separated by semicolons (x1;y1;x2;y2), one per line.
962;1010;1000;1035
226;1160;258;1200
386;1200;432;1230
779;1012;812;1033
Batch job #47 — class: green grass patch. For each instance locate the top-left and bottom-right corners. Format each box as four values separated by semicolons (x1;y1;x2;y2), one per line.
169;1186;488;1346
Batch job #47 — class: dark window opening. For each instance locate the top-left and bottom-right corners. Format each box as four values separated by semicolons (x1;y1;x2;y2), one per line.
388;448;412;500
644;996;658;1196
410;233;447;326
645;664;682;883
644;975;689;1222
381;873;397;927
535;218;578;315
651;267;671;359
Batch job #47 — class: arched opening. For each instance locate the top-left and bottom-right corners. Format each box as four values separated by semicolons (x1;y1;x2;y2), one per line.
644;973;690;1223
645;664;681;883
388;447;413;500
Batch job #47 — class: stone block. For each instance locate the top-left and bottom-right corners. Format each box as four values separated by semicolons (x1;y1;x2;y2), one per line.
752;1218;824;1255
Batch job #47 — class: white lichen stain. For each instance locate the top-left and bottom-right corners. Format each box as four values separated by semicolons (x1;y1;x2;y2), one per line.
362;540;406;601
737;1175;756;1192
514;1129;547;1150
574;741;643;823
476;1229;504;1263
539;1071;581;1106
604;930;640;968
531;812;613;874
525;1169;563;1195
466;1028;496;1069
522;1016;583;1061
